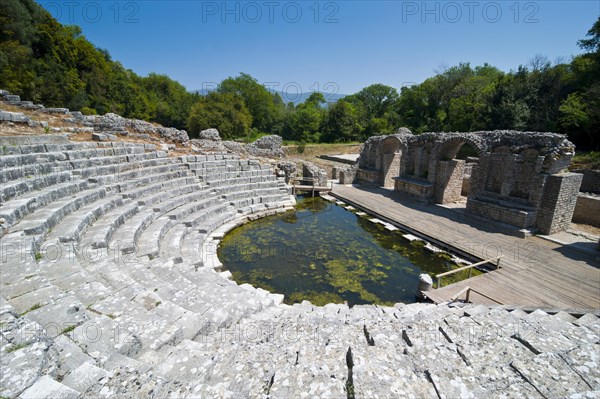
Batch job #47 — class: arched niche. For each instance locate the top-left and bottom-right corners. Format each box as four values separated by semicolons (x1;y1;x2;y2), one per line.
380;136;403;188
432;138;485;204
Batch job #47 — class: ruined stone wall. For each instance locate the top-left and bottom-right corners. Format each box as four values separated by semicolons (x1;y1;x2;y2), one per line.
382;152;401;188
355;130;579;233
572;194;600;227
473;152;547;207
338;164;359;185
461;163;474;196
536;173;583;235
434;160;465;203
466;198;538;228
394;177;434;201
574;169;600;194
355;168;380;186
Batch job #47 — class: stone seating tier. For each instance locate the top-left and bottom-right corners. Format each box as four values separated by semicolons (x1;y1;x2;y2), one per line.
0;136;596;398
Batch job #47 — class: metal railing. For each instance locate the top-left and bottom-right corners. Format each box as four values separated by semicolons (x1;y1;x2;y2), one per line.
435;255;502;288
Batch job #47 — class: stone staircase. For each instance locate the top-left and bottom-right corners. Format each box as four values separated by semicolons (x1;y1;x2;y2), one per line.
1;135;598;398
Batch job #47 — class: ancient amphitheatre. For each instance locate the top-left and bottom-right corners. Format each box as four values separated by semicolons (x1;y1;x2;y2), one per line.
0;90;599;398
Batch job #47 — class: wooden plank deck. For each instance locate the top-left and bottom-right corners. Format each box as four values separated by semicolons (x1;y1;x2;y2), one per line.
292;185;331;191
332;184;600;310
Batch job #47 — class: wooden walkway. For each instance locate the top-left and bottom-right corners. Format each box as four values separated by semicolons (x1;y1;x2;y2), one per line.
291;177;333;196
292;184;332;195
332;185;600;310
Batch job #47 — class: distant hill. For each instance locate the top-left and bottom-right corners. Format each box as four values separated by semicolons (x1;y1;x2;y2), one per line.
195;88;348;106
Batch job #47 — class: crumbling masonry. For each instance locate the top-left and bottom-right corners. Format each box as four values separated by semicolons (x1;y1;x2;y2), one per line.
355;130;580;234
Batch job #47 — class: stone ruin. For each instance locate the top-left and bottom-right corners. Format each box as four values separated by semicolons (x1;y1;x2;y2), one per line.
0;90;288;161
355;129;581;235
1;93;598;398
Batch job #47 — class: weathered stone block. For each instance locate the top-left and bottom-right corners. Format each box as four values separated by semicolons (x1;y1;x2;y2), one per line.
394;176;434;201
434;159;465;204
536;173;583;234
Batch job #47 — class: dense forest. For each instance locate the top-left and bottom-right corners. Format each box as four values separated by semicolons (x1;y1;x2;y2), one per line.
0;0;598;149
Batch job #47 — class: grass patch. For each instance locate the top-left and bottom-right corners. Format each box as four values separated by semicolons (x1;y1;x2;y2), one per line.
6;342;29;353
283;142;362;157
20;303;42;316
86;304;101;315
242;130;270;144
34;252;42;261
61;325;76;335
571;151;600;170
86;305;115;319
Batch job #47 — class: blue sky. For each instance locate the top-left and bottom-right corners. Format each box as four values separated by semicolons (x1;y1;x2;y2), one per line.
39;1;599;96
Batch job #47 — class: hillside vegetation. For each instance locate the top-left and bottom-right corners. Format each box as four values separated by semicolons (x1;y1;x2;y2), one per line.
1;0;598;149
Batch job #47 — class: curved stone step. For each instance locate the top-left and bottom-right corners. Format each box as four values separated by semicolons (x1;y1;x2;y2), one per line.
69;154;130;169
18;375;80;399
109;209;155;254
82;203;140;249
0;151;67;169
120;174;196;200
179;230;205;262
12;186;107;237
151;189;213;215
82;176;202;250
137;196;226;260
0;134;66;146
0;170;74;204
1;141;96;156
164;194;221;221
133;181;200;207
0;158;73;185
181;203;234;232
105;188;211;254
0;179;88;228
203;171;275;186
63;145;143;160
47;195;125;243
87;161;184;186
136;216;175;260
77;155;179;180
211;178;279;194
222;186;286;201
159;223;188;262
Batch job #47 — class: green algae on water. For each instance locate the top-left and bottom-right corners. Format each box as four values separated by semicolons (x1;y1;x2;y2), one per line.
218;196;475;306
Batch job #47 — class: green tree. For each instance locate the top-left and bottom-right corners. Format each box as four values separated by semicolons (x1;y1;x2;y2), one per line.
186;92;252;139
218;73;279;132
578;17;600;54
322;100;362;142
573;16;600;149
444;65;502;131
560;92;589;130
345;84;399;136
142;73;195;129
280;92;326;142
303;92;326;108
